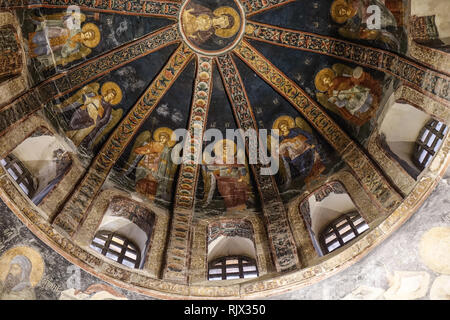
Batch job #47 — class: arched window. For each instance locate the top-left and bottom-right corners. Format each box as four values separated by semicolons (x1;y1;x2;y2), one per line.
208;255;258;281
90;231;141;268
0;154;36;198
413;119;448;170
378;102;437;178
1;130;72;205
319;211;369;254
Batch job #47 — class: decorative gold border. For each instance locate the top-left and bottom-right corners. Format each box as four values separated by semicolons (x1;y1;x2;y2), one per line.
409;40;450;77
395;85;450;124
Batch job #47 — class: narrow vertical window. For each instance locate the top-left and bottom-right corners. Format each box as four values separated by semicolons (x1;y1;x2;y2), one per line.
413;119;448;170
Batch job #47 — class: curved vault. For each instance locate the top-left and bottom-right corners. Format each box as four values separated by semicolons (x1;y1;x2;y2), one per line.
0;0;449;299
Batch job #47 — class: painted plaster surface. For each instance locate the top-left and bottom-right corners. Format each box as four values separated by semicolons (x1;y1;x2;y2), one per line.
0;167;447;300
411;0;450;38
0;199;153;300
0;0;449;299
271;168;450;300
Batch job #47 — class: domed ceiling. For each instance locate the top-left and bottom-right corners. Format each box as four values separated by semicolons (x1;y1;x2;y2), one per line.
0;0;448;298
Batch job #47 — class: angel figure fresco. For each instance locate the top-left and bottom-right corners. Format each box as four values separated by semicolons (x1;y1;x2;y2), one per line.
201;139;252;211
272;116;326;188
56;81;123;150
181;4;241;44
315;64;382;126
129;128;177;202
28;11;101;69
330;0;400;50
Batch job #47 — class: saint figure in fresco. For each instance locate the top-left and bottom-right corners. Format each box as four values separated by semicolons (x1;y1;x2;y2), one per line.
181;4;241;44
202;139;251;211
28;11;100;68
273;116;325;188
133;128;177;202
330;0;400;50
56;82;123;150
315;64;382;126
0;255;35;300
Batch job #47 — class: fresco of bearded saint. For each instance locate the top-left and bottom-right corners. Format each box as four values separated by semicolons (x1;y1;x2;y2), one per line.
0;255;35;300
181;4;241;44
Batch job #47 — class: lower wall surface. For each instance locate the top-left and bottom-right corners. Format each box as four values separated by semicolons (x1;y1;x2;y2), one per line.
0;167;448;300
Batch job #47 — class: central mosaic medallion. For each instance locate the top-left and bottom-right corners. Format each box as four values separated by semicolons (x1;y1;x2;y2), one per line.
179;0;246;56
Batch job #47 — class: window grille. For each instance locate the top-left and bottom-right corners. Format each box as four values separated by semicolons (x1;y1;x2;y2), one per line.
90;231;141;268
0;154;36;198
319;212;369;254
208;256;258;281
413;119;448;170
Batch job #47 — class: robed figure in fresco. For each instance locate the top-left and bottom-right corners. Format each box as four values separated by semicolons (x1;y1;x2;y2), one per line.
0;255;35;300
56;81;123;150
330;0;400;50
202;139;251;211
181;4;241;45
132;128;177;202
315;64;382;126
28;11;101;68
273;116;326;188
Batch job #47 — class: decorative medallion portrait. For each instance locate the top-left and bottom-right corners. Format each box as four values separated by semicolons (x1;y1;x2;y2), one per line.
179;0;245;55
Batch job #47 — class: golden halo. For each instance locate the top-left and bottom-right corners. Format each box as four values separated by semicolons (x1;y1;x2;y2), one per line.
0;246;44;287
81;23;101;48
213;6;241;38
314;68;336;92
272;115;295;131
101;82;123;106
330;0;356;24
213;139;237;156
153;127;176;147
